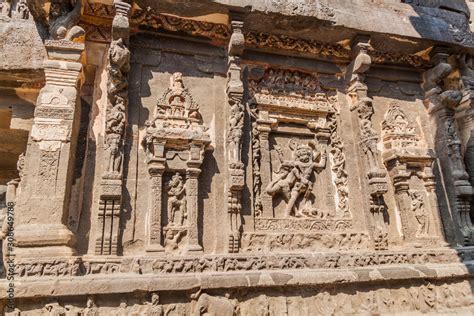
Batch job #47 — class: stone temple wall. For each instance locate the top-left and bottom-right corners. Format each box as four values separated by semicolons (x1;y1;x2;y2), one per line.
0;0;474;314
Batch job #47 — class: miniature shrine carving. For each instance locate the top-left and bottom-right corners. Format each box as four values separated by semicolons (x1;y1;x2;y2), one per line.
142;72;210;253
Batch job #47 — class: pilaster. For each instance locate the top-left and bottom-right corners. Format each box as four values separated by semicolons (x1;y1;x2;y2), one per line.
14;40;85;258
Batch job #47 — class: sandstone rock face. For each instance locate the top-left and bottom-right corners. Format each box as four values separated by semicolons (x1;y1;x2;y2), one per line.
0;0;474;314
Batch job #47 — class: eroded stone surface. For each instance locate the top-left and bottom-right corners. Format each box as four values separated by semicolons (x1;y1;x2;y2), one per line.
0;0;474;314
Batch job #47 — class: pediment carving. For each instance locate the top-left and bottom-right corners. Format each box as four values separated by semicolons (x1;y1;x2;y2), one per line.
143;72;210;154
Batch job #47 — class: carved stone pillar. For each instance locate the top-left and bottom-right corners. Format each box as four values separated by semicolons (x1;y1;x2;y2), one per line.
146;158;165;252
225;13;245;252
186;167;202;252
95;0;131;255
424;47;474;245
347;35;388;250
256;121;273;218
14;40;84;258
423;166;446;239
392;170;412;240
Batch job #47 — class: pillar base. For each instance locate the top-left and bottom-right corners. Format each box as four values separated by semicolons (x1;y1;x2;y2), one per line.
146;244;165;252
186;243;203;253
14;223;76;258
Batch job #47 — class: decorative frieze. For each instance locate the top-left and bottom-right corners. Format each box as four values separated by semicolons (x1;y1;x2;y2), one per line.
131;8;230;41
254;217;352;231
5;281;473;315
10;249;466;278
241;232;370;252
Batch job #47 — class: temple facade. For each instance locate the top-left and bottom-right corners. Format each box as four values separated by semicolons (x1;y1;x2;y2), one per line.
0;0;474;314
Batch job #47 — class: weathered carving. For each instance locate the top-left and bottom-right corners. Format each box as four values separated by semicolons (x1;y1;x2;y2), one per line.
327;102;351;218
409;190;429;237
424;48;474;245
143;73;211;253
242;232;369;252
94;0;131;256
193;292;238;316
382;102;421;149
167;173;187;227
131;8;230;41
459;53;474;91
105;39;129;175
266;139;327;218
250;107;263;217
245;31;428;67
27;0;84;40
83;296;99;316
382;102;444;244
254;218;352;231
349;79;387;251
83;1;114;19
245;31;349;59
1;0;30;19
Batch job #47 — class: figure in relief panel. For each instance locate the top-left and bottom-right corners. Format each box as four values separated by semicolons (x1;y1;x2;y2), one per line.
409;191;429;237
266;139;327;218
167;173;187;227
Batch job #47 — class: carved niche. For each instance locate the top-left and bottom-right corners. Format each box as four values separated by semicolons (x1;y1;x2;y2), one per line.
142;72;211;253
382;102;444;245
245;68;366;253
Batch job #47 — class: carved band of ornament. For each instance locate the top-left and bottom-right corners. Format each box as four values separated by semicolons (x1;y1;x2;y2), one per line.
248;68;336;114
34;107;74;120
45;68;82;87
242;232;370;252
245;31;349;59
131;9;230;41
79;22;112;43
83;1;115;19
12;250;462;277
83;4;428;68
254;218;352;232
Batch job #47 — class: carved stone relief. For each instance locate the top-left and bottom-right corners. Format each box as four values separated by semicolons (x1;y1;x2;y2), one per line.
382;102;444;244
94;0;131;256
225;16;245;253
248;67;354;253
5;281;473;315
142;72;211;253
0;0;30;19
424;48;474;246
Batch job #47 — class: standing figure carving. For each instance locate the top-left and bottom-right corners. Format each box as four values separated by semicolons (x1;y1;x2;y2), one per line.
227;97;245;164
167;173;187;226
105;37;130;175
266;140;326;217
409;191;429;237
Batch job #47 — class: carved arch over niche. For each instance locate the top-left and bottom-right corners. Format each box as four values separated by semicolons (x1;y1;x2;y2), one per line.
245;67;364;253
